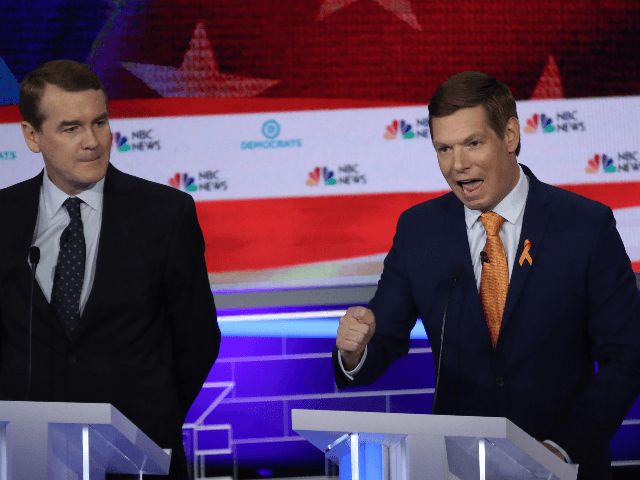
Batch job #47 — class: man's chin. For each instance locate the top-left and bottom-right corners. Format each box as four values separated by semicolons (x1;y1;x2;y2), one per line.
455;193;488;212
78;159;108;178
71;167;108;190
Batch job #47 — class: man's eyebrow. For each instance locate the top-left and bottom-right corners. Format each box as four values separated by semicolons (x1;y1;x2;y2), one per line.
433;140;450;149
93;113;109;123
463;132;484;142
57;113;108;130
57;119;82;129
433;132;484;149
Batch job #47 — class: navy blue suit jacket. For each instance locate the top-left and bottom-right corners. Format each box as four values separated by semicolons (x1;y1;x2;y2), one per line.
333;165;640;479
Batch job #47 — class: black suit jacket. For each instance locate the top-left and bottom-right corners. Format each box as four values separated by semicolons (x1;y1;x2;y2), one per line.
333;165;640;479
0;164;220;456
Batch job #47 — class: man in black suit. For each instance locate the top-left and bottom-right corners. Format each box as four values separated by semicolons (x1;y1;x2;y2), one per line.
0;60;220;479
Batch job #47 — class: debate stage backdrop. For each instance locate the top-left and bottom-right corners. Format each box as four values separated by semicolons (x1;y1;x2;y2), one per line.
1;0;640;478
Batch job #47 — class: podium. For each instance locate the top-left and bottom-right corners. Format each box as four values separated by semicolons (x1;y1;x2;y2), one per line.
292;409;578;480
0;401;171;480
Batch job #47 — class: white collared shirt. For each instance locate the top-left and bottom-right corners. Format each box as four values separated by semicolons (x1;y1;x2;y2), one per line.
30;168;105;314
465;164;529;290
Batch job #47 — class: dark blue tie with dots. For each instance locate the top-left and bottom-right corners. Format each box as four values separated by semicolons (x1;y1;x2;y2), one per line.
52;197;86;336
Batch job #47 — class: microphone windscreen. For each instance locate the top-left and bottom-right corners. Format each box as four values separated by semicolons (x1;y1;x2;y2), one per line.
451;264;465;282
29;246;40;265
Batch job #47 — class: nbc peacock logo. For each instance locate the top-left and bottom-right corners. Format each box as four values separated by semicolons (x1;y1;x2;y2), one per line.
306;167;337;186
169;173;198;191
112;132;131;151
524;114;555;134
384;120;415;139
585;154;616;174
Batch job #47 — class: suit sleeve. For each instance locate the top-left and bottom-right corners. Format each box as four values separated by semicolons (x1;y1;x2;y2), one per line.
334;211;419;388
163;194;221;418
550;207;640;463
0;304;3;375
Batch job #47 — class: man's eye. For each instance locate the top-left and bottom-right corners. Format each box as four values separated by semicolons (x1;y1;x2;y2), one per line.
95;121;106;127
469;141;480;147
64;126;78;132
439;147;449;153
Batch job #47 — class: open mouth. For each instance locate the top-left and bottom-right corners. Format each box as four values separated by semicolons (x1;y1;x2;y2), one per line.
458;179;483;194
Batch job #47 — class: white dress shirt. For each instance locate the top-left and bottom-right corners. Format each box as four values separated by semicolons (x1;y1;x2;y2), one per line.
465;164;529;289
29;168;104;314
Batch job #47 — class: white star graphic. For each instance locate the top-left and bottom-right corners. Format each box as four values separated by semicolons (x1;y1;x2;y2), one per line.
122;22;280;98
318;0;422;31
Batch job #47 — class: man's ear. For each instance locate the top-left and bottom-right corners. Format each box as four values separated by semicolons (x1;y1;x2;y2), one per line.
21;121;42;154
504;117;520;154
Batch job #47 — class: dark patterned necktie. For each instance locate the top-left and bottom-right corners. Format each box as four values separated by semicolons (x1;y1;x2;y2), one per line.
51;197;86;336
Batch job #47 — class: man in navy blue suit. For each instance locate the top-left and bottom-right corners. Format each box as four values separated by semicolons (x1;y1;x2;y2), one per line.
333;71;640;479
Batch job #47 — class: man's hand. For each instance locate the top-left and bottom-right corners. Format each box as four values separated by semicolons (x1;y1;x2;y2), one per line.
336;306;376;371
539;441;567;462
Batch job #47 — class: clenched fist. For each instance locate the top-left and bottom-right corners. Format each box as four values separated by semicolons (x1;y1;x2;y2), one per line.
336;306;376;371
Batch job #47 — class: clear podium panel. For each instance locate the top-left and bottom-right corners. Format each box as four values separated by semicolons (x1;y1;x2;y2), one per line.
0;401;170;480
445;436;568;480
293;409;578;480
327;434;386;480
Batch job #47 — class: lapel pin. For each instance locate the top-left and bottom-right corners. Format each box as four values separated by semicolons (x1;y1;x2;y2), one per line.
519;239;533;266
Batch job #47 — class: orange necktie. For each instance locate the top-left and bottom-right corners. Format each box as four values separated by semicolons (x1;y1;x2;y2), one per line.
479;212;509;349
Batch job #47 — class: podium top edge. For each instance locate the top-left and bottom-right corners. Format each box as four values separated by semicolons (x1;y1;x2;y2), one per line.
0;401;124;425
291;409;514;437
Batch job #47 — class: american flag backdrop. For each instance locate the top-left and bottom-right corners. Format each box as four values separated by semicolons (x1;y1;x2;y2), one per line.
1;0;639;105
2;0;640;288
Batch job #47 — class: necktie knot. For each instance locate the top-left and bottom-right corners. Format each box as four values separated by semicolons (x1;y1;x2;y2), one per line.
63;197;82;220
480;212;505;236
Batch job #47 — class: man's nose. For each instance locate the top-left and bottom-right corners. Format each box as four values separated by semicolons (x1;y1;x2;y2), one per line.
82;127;99;149
452;147;470;171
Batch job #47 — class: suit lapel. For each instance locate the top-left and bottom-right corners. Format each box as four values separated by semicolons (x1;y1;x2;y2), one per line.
444;196;494;350
12;172;42;266
500;165;552;336
75;165;136;340
9;171;61;333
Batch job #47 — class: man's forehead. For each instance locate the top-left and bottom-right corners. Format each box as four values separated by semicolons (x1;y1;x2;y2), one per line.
40;84;108;121
431;107;491;143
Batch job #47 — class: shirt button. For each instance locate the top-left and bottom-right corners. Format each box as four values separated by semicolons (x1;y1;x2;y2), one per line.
495;377;506;387
68;355;76;364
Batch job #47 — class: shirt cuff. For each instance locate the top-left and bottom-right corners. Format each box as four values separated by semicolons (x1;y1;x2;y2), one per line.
543;440;572;464
338;346;368;381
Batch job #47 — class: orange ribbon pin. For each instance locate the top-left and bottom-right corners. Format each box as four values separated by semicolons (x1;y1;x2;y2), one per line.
519;239;533;266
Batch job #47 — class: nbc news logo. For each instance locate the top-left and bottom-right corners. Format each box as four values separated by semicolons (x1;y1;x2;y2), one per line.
169;173;197;191
306;167;336;186
525;111;585;134
586;152;640;174
586;154;615;174
385;120;415;139
524;114;554;134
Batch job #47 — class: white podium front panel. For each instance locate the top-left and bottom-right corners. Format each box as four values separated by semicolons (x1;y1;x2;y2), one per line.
293;409;578;480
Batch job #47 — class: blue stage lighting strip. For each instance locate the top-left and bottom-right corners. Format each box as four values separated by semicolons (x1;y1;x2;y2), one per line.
217;309;428;339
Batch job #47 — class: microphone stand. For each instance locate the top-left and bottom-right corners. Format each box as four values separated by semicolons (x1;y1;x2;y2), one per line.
431;264;464;414
26;246;40;401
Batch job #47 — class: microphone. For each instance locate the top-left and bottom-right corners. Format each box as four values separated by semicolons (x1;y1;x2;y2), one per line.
26;246;40;401
431;264;464;415
480;251;490;264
